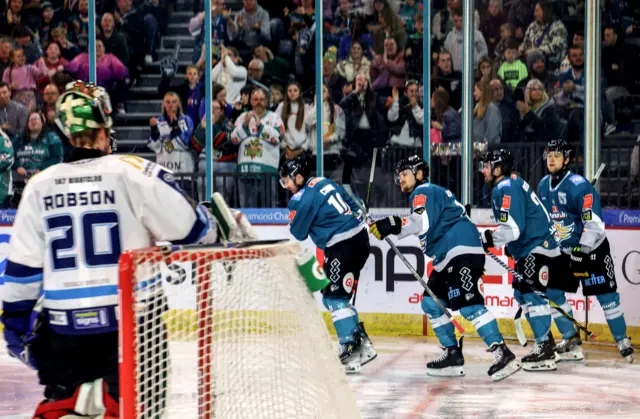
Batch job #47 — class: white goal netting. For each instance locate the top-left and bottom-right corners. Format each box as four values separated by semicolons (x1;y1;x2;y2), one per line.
118;241;360;419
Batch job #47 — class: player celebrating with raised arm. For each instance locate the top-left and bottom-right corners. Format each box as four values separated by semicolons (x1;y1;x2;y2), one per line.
369;156;521;381
0;81;256;419
538;139;634;362
279;156;377;373
480;149;559;371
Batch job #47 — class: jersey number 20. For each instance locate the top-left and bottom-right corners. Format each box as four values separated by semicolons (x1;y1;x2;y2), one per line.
46;211;121;271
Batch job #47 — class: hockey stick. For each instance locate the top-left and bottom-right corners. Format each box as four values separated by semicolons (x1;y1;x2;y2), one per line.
485;249;596;341
343;185;466;335
351;149;379;307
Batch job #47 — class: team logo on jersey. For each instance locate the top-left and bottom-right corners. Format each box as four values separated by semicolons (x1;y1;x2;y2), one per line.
413;194;426;209
538;265;549;287
558;192;567;205
501;195;511;210
582;209;593;222
583;194;593;209
163;140;175;153
288;210;296;223
343;272;355;293
553;221;575;242
244;138;263;158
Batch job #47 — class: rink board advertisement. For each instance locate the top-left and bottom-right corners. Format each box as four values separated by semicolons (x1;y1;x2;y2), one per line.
0;209;639;342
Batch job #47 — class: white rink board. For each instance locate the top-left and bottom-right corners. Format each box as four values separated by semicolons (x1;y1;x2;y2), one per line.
1;224;640;327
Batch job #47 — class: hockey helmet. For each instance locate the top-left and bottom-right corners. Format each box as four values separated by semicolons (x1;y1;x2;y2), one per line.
55;80;113;138
544;139;571;162
279;155;311;188
480;149;514;175
395;155;429;185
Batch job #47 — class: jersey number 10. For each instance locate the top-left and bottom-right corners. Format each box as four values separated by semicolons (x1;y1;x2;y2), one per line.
46;211;122;271
327;193;351;215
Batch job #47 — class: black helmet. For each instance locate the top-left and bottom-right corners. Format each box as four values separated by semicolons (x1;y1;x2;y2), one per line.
481;149;514;175
395;155;429;185
279;156;311;188
544;139;571;161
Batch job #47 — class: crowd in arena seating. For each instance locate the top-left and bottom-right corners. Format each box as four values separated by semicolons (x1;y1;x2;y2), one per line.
0;0;639;209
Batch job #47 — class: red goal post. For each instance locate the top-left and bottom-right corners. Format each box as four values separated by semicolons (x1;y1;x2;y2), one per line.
118;241;360;419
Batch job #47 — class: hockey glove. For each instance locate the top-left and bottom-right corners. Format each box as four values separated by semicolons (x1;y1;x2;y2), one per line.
2;306;41;370
369;216;402;240
481;230;494;252
570;246;591;277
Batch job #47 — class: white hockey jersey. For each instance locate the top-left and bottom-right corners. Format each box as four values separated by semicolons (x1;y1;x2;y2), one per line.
231;110;284;173
2;154;216;335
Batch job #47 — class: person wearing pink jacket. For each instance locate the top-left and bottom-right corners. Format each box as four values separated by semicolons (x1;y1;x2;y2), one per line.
2;47;47;112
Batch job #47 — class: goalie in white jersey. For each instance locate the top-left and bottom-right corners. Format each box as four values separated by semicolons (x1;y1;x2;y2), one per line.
0;81;255;419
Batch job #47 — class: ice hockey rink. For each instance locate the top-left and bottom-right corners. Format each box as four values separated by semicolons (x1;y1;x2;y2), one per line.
1;336;638;419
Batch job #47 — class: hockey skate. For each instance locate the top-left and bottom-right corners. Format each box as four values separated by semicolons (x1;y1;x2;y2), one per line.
426;337;465;377
340;322;377;374
487;342;521;381
521;339;557;371
555;333;584;361
617;337;635;363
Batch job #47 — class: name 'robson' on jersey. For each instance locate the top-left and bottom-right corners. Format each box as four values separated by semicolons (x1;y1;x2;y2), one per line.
2;154;213;336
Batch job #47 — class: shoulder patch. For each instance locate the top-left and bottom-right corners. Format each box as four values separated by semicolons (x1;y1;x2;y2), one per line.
570;175;586;185
501;195;511;210
289;210;296;223
583;193;593;209
510;173;517;179
496;179;511;189
413;194;426;208
291;189;305;201
308;177;324;187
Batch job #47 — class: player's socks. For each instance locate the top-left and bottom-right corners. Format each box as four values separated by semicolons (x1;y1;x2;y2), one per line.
521;339;557;371
426;337;465;377
421;296;457;348
487;342;521;381
460;305;502;347
547;288;578;339
323;296;360;345
597;292;628;342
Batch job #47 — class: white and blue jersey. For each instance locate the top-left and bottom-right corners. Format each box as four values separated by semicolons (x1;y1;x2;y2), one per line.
1;155;217;336
287;177;365;250
490;174;559;260
537;171;606;253
398;183;484;271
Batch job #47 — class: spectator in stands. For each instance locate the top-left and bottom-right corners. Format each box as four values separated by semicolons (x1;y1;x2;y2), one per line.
148;92;196;175
337;16;372;61
198;83;233;120
2;46;46;111
51;27;80;61
0;82;28;137
100;13;129;67
323;48;347;105
247;58;269;92
404;11;423;82
65;39;129;113
114;0;158;70
554;44;585;111
0;0;28;37
252;45;289;86
306;83;345;179
371;4;406;54
370;37;406;95
602;25;629;89
277;82;310;160
228;0;271;61
432;49;462;111
518;78;561;142
159;64;205;128
36;1;58;49
477;55;496;83
497;39;528;90
231;87;284;208
431;87;461;143
192;98;237;202
36;42;67;95
189;0;231;64
399;0;421;35
268;83;283;111
432;0;480;51
493;22;514;71
231;84;256;121
444;7;488;72
340;73;387;184
481;0;506;58
40;82;58;127
518;1;567;71
337;41;370;84
559;30;583;74
473;79;502;144
207;44;247;105
68;0;89;52
514;49;556;101
490;78;519;142
325;0;352;48
11;110;63;177
0;38;11;77
13;24;42;64
0;126;13;209
506;0;534;42
387;79;424;147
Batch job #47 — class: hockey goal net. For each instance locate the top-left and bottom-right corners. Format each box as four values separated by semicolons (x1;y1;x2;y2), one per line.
118;240;360;419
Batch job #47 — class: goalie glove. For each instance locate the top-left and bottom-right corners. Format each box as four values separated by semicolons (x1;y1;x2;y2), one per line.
2;295;43;370
229;208;259;242
369;216;402;240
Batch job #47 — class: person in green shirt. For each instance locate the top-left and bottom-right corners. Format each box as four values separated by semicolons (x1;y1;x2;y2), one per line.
498;39;528;90
0;127;14;208
12;111;63;177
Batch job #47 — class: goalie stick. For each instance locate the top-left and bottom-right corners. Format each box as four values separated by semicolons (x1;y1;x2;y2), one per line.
343;185;466;336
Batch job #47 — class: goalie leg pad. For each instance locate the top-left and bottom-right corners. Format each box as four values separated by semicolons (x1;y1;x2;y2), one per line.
546;288;577;339
323;296;360;345
33;379;118;419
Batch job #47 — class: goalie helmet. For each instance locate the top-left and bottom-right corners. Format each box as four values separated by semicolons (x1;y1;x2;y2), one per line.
395;155;429;185
279;156;311;188
544;139;571;162
55;80;113;138
481;149;514;175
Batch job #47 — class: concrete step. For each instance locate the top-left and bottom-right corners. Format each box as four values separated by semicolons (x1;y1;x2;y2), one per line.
114;111;157;125
112;126;150;141
168;22;190;33
125;99;163;113
135;73;191;88
128;85;162;100
162;35;194;50
157;48;194;63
